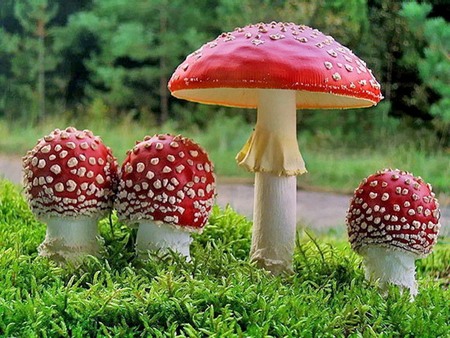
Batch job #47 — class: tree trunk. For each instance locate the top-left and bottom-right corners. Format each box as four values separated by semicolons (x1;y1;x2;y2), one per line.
37;18;45;123
158;2;169;125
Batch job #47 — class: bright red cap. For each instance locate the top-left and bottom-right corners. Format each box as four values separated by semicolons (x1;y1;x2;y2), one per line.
22;127;118;218
346;169;441;256
116;134;216;230
169;22;383;109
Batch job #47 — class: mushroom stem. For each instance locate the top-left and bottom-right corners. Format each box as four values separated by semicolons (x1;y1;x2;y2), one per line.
236;89;306;175
251;172;297;274
136;221;193;260
362;246;418;298
236;89;303;274
38;216;100;263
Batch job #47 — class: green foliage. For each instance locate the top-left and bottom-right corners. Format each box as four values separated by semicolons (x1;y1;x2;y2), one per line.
53;0;214;121
400;1;450;143
0;181;449;336
0;0;59;122
0;0;448;148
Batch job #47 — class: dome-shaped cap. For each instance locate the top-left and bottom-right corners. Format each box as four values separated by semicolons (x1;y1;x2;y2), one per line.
169;22;383;109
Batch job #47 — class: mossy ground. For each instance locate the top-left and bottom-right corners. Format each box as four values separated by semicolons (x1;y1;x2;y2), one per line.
0;180;448;337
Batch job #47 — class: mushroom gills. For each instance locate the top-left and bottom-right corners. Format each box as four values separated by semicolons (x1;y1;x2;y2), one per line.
135;221;193;260
361;245;418;298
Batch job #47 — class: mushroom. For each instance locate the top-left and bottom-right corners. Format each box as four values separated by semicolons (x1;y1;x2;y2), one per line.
346;168;441;298
22;127;118;263
115;134;216;260
168;22;383;274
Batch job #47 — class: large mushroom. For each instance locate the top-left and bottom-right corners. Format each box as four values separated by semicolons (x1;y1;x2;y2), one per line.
346;168;441;298
115;134;216;260
168;22;383;274
22;127;117;263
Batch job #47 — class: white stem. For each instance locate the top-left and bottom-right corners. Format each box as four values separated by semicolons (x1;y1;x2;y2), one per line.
250;172;297;274
136;221;193;260
236;89;306;175
38;216;100;263
362;246;418;299
238;89;301;274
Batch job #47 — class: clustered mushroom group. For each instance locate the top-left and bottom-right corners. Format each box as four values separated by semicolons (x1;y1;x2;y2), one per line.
21;22;442;299
23;128;216;264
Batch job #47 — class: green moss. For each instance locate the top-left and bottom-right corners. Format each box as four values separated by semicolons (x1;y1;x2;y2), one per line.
0;180;449;337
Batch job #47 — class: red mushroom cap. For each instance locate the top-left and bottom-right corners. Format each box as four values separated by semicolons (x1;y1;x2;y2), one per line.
22;127;118;218
346;169;441;257
169;22;383;109
116;134;216;230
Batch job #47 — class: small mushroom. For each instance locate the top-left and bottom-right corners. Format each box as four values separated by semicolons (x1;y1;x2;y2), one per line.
346;168;441;298
169;22;383;274
115;134;216;260
22;127;118;263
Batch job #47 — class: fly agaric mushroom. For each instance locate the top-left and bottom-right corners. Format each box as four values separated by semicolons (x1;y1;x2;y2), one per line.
115;134;216;260
168;22;383;274
346;169;441;298
22;127;118;263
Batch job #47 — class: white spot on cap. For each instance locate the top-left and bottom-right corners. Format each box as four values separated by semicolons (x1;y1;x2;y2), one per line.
41;145;51;153
332;72;341;81
96;174;105;184
37;159;46;169
67;157;78;168
77;167;87;177
55;183;64;192
50;164;62;175
66;180;77;192
327;49;338;57
136;163;145;173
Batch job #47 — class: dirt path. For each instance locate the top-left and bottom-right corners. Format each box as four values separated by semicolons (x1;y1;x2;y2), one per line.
2;155;448;235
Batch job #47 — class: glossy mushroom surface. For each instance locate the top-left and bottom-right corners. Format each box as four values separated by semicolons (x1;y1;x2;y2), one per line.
169;22;382;109
346;168;441;298
23;127;117;262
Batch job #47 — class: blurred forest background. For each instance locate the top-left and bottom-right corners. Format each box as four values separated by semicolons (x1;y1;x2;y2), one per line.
0;0;449;193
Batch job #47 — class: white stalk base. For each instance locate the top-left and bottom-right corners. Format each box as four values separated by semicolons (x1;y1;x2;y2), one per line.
38;217;100;263
136;221;193;260
250;172;297;274
362;246;418;299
